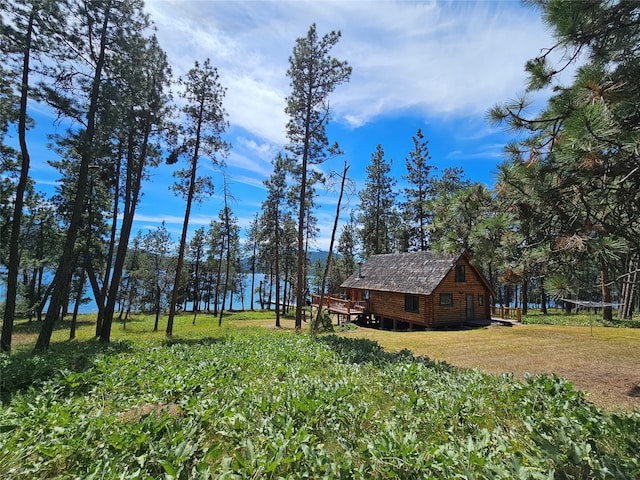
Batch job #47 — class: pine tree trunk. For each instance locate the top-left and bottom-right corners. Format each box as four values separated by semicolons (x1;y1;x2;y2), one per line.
540;281;548;315
35;2;113;352
1;9;34;352
521;276;529;315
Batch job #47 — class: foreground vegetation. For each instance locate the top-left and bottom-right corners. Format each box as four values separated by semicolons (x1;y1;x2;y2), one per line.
343;316;640;412
1;313;639;479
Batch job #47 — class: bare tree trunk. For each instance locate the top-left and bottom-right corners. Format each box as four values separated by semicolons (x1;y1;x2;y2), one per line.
192;256;200;325
314;162;350;332
621;258;637;319
274;216;281;327
521;276;529;315
214;246;223;316
70;266;86;340
601;263;613;322
153;287;161;331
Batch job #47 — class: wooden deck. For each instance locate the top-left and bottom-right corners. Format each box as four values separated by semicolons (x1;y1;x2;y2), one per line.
311;294;368;317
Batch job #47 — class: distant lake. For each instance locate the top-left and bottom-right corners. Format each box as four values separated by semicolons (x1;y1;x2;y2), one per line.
63;272;278;314
1;270;305;314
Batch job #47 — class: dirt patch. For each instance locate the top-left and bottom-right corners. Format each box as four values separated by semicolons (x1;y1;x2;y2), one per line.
118;402;182;422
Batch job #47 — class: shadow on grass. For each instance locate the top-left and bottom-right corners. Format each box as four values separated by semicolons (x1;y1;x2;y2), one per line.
12;318;95;335
161;336;224;348
115;316;149;324
317;334;453;371
0;339;133;405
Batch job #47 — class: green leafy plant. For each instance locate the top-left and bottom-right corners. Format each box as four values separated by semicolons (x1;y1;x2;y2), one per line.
1;323;638;479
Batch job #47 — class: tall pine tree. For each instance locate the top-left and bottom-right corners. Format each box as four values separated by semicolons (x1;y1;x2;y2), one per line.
358;144;398;258
285;24;351;329
166;59;229;336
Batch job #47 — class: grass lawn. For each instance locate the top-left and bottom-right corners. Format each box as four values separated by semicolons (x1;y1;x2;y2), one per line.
341;323;640;411
6;309;640;411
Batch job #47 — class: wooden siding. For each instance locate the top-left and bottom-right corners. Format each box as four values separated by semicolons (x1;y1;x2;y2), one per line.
432;257;492;325
369;290;429;325
343;254;493;328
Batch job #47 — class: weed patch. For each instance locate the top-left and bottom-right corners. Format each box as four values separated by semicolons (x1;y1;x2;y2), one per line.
1;326;638;478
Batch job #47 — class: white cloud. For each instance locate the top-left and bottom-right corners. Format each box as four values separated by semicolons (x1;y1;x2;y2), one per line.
330;2;553;124
231;174;267;191
129;1;565;247
232;136;281;167
224;74;288;144
145;0;555;142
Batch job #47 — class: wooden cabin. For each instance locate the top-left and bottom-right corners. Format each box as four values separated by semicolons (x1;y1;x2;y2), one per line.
340;250;495;330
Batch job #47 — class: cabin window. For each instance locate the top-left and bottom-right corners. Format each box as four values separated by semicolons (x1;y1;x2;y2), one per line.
362;289;370;300
404;294;419;313
455;265;466;282
478;294;484;306
439;293;453;306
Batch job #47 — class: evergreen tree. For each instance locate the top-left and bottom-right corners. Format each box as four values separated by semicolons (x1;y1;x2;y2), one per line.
243;213;260;311
141;222;174;332
490;0;640;318
261;154;290;327
428;182;493;256
285;23;351;329
189;226;206;324
99;34;172;342
1;0;66;351
16;195;61;320
207;219;224;316
216;177;240;326
358;144;398;257
402;129;434;252
166;58;229;336
36;0;154;351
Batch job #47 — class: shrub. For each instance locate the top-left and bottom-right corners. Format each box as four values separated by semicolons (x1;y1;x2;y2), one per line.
0;327;638;479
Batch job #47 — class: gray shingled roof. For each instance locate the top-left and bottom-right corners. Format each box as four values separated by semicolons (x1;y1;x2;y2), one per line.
341;251;463;295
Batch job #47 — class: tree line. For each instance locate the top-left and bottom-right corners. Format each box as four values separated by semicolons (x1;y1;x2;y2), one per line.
2;0;640;353
347;0;640;325
0;0;355;351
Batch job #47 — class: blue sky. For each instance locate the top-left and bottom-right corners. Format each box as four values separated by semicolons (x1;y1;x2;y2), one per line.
20;0;563;251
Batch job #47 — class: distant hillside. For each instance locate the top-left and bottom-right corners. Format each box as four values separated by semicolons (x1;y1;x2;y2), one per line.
308;250;331;266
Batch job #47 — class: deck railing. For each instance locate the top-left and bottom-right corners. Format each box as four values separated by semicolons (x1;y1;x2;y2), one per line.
491;305;522;322
311;294;368;314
